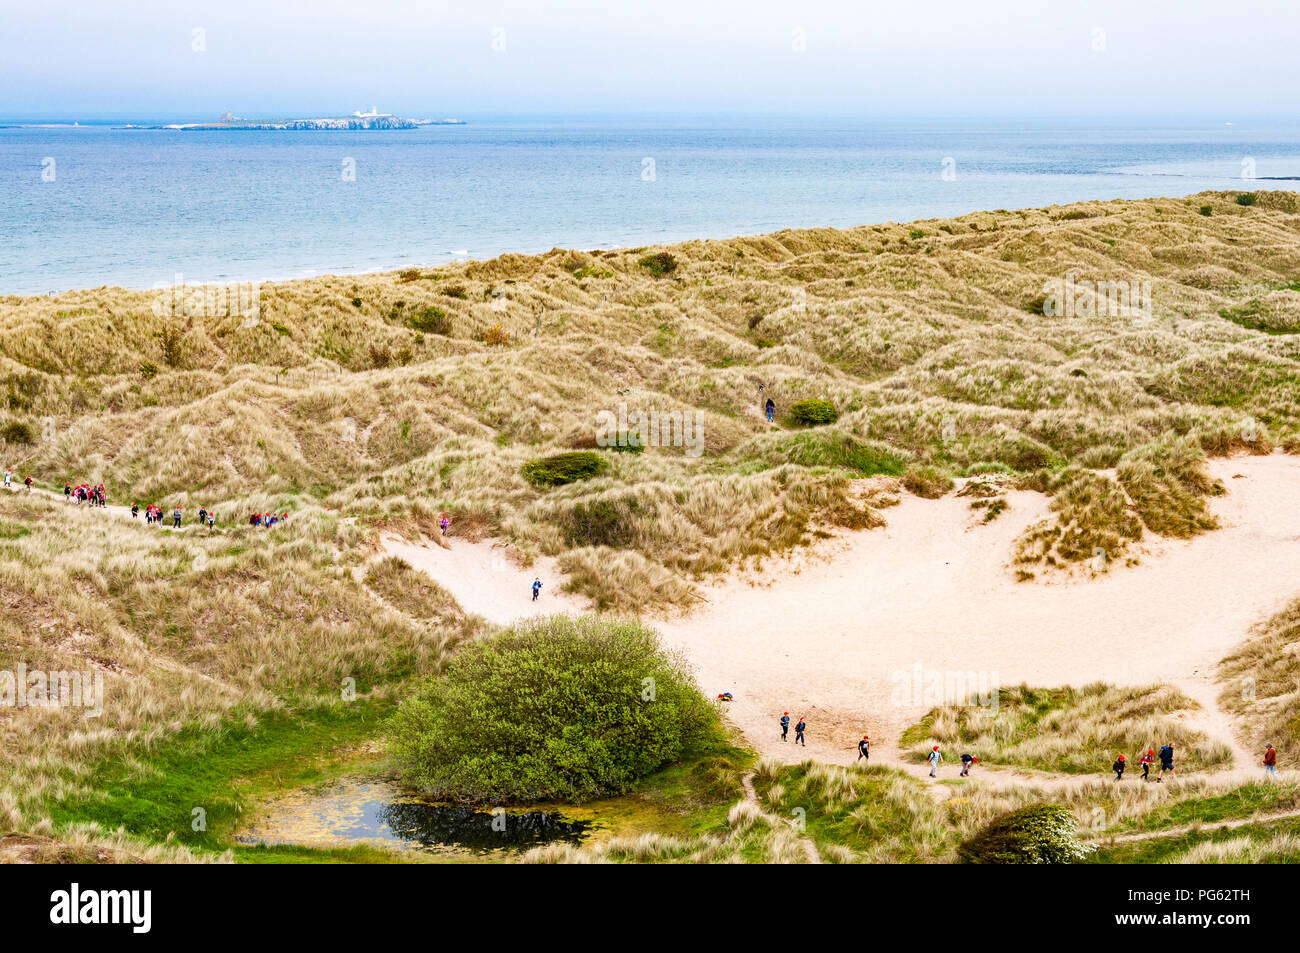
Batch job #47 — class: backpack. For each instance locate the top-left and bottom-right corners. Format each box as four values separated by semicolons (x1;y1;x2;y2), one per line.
1159;745;1173;761
1113;759;1124;771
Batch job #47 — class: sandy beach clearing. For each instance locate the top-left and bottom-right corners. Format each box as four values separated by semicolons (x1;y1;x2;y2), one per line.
382;452;1300;777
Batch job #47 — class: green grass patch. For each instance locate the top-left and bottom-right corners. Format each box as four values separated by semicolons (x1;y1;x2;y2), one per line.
521;450;611;487
50;701;393;854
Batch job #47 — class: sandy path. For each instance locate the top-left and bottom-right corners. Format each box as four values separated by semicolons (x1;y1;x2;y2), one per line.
377;533;587;626
7;484;217;531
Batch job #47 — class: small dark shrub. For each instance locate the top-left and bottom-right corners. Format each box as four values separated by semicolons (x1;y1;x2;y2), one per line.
637;252;678;277
1;421;33;444
407;306;452;335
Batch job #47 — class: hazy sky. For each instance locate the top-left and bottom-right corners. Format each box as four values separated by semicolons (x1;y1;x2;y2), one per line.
3;1;1298;119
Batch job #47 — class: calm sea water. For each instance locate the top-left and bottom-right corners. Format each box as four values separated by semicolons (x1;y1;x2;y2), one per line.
3;116;1299;295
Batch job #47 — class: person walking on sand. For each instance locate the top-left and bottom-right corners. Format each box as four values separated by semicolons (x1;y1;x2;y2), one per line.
1139;749;1155;781
64;482;71;503
794;716;807;747
173;506;182;528
928;745;943;778
1264;743;1278;778
960;753;977;777
131;503;139;519
1113;754;1126;781
1157;743;1174;782
2;468;10;489
857;734;870;762
207;511;216;530
531;577;542;602
440;513;450;536
764;398;775;423
24;474;32;493
780;712;790;742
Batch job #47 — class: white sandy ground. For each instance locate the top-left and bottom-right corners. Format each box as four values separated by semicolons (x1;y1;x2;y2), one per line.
381;452;1300;787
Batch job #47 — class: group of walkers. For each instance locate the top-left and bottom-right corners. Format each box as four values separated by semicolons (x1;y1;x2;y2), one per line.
924;746;978;778
65;482;106;506
778;712;808;747
1113;745;1178;782
249;511;287;528
1113;742;1281;781
135;503;212;528
4;469;33;492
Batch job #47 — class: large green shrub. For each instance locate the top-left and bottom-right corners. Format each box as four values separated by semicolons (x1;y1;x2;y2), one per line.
388;614;719;802
957;804;1093;864
786;398;839;426
521;451;610;487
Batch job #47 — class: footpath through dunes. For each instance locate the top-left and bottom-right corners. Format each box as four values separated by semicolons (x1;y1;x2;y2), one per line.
380;453;1300;777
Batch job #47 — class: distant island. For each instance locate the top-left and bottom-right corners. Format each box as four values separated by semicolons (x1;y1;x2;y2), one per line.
157;108;464;131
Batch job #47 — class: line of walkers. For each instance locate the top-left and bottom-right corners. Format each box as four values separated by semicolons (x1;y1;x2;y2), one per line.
1113;744;1179;782
134;503;215;528
1113;742;1281;781
249;511;288;528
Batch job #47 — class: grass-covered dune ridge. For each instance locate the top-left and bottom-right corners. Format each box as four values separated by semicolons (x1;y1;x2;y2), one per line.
4;190;1300;609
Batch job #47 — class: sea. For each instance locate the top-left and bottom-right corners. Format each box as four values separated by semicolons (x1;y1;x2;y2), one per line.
3;115;1300;295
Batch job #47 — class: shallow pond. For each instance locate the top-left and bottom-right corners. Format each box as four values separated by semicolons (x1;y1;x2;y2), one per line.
238;778;594;858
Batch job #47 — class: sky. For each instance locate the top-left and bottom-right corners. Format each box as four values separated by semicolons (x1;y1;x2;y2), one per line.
2;1;1299;119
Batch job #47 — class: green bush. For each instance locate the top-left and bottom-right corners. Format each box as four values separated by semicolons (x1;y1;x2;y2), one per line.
0;421;33;444
521;451;611;487
637;252;678;277
1199;205;1213;217
786;398;839;427
388;614;720;802
957;804;1093;864
1236;192;1257;207
407;306;452;335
